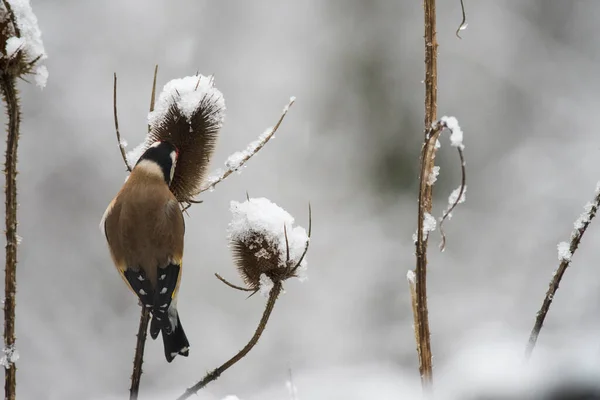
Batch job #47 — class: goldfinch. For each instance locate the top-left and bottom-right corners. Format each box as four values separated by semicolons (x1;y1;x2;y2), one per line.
101;140;189;362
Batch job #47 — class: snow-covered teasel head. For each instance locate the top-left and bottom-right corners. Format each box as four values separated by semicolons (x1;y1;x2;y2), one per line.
126;74;226;201
227;197;311;296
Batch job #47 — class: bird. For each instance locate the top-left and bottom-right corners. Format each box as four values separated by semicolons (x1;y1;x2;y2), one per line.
100;140;189;362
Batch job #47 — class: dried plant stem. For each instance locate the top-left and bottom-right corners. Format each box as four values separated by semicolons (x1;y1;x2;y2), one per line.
1;71;20;400
128;66;159;400
129;307;150;400
197;97;295;194
176;282;282;400
410;0;438;390
525;186;600;359
113;73;132;172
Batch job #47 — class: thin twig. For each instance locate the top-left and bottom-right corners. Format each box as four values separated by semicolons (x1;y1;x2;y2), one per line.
129;66;159;399
176;282;283;399
148;65;158;133
129;307;150;400
1;69;20;400
197;97;296;194
455;0;467;39
439;146;466;250
411;0;438;390
113;73;132;172
214;273;254;292
525;184;600;358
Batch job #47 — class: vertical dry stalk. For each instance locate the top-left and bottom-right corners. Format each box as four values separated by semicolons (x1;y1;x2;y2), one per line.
176;283;282;400
128;65;159;400
411;0;437;389
1;71;20;400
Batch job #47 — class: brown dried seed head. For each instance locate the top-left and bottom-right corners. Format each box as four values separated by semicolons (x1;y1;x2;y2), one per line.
228;198;309;291
231;230;284;290
132;75;226;202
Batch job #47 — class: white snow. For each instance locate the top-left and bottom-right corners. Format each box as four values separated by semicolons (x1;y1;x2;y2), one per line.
427;165;440;186
225;127;274;173
423;212;436;239
572;202;595;234
441;116;464;150
258;273;274;298
148;74;225;128
557;242;572;262
228;197;309;278
448;185;467;207
33;64;47;88
0;346;18;369
126;141;147;167
5;37;24;58
3;0;48;87
595;181;600;196
406;270;416;284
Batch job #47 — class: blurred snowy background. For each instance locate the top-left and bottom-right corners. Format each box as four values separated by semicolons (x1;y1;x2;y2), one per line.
6;1;600;399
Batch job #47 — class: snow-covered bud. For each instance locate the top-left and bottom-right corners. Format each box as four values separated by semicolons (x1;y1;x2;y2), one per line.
127;74;226;202
228;197;310;296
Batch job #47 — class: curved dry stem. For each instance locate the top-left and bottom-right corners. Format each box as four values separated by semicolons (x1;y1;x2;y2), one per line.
129;307;150;400
1;70;20;400
176;282;282;400
291;203;312;275
113;73;132;172
215;273;254;292
525;185;600;359
129;66;160;397
438;147;466;250
456;0;467;38
197;97;295;195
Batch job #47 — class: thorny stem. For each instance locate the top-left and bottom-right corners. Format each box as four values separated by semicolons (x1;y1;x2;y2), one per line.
129;307;150;400
128;66;159;399
525;186;600;359
1;70;20;400
411;0;437;390
196;98;295;195
176;282;282;400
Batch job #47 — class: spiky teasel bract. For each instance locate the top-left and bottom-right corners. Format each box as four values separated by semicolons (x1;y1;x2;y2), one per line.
0;0;47;86
225;197;311;295
127;74;226;203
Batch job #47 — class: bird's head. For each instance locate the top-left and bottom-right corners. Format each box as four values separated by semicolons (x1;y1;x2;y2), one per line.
135;141;179;185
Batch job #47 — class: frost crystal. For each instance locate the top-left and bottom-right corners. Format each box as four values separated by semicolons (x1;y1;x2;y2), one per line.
441;116;464;150
427;166;440;186
258;273;274;298
557;242;572;262
0;346;18;369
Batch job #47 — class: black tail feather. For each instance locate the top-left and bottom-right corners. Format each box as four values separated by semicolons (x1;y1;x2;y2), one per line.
162;313;189;363
149;313;161;340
